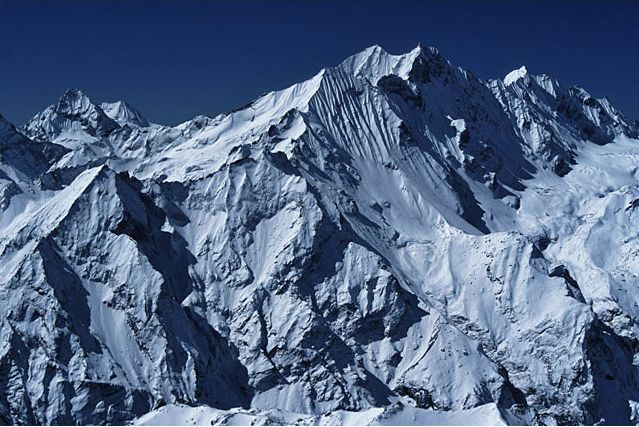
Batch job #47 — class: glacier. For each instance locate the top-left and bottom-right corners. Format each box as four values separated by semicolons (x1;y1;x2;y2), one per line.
1;44;638;425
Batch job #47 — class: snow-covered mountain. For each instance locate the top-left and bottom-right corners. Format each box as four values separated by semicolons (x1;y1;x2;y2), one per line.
100;100;150;128
1;44;638;425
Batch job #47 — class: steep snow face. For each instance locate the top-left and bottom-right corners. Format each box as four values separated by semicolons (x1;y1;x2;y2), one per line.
100;101;150;128
2;44;639;425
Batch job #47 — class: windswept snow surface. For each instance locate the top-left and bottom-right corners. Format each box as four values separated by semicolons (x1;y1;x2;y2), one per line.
1;44;639;425
133;402;508;426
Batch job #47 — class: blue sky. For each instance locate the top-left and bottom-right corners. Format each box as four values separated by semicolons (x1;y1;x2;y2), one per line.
1;0;637;125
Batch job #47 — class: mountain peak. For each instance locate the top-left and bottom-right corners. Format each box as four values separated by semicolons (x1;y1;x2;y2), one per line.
56;88;94;114
415;42;441;57
336;43;441;83
100;100;150;127
503;66;529;86
61;87;85;98
22;88;119;143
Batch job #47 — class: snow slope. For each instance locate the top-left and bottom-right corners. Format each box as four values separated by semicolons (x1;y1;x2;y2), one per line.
134;402;508;426
100;101;150;128
1;44;638;425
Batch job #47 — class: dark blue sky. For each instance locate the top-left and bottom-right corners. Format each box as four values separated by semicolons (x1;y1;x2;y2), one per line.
1;0;637;126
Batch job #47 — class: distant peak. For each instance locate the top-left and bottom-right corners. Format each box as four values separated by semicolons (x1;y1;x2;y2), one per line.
415;42;440;56
62;87;85;97
107;100;125;109
56;88;96;114
22;88;120;141
59;88;90;103
100;100;150;127
504;66;529;86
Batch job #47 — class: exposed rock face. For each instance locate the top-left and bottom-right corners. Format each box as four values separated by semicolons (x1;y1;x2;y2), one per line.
1;44;638;425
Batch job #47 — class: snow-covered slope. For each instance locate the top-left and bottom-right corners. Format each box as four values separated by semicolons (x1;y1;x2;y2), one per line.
100;100;150;128
1;44;638;425
134;402;509;426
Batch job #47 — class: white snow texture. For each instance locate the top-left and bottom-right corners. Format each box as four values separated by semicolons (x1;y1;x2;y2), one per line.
1;44;639;425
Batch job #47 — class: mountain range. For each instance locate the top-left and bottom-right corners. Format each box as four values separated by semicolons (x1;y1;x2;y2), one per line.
1;44;638;425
